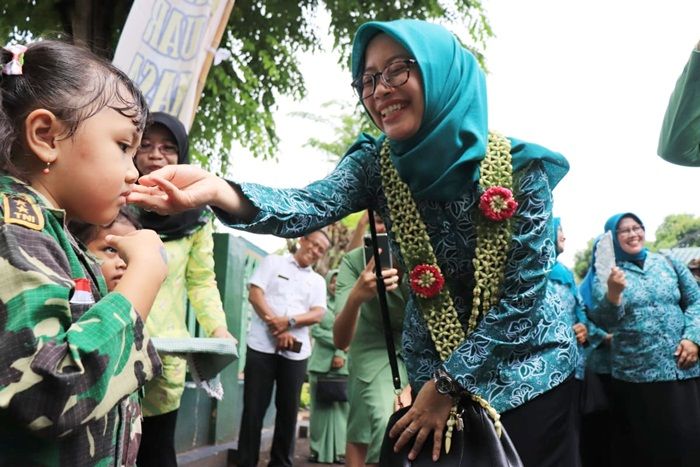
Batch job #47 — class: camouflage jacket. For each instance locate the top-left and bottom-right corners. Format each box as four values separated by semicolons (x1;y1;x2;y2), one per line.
0;176;162;466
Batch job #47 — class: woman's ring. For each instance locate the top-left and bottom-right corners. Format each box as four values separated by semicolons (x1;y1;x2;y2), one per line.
405;427;416;434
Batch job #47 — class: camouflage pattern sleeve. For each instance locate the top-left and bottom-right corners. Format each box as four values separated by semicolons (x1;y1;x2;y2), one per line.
0;222;162;438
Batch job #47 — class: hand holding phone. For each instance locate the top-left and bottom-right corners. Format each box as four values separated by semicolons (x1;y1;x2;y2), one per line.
363;233;393;269
276;332;298;351
351;255;401;304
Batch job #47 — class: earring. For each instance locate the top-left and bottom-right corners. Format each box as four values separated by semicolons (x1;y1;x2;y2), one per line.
43;162;51;174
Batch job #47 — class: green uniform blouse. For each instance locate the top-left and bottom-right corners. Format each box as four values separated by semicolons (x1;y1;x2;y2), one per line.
658;48;700;166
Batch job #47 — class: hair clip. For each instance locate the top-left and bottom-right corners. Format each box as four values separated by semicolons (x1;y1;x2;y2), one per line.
2;44;28;76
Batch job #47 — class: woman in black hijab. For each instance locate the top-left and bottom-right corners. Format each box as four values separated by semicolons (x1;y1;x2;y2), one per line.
134;112;235;467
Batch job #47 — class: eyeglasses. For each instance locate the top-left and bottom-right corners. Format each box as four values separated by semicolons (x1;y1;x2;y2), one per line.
137;141;178;157
616;225;644;238
351;59;417;100
304;236;329;255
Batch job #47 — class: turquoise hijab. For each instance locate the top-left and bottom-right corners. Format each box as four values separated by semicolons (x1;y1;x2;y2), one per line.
579;235;601;310
549;218;577;292
350;19;569;201
604;212;648;263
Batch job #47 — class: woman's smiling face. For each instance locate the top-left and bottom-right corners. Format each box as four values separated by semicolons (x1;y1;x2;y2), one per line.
361;34;424;141
616;216;646;256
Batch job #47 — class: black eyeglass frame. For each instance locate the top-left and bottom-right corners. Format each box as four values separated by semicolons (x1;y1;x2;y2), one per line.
351;58;417;100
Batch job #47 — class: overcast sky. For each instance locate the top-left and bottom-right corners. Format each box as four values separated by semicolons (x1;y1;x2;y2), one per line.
225;0;700;266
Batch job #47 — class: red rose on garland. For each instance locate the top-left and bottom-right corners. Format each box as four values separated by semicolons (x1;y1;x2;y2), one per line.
410;264;445;299
479;186;518;221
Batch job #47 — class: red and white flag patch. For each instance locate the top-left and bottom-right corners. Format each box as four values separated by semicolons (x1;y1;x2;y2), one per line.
70;278;95;305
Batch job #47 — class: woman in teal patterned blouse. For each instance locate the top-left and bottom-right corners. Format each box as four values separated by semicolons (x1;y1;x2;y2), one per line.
549;218;610;467
589;212;700;466
549;218;595;380
130;19;578;466
578;236;614;467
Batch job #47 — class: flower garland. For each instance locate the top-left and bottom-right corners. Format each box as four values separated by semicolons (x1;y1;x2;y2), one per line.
469;132;516;334
379;143;465;361
379;131;516;436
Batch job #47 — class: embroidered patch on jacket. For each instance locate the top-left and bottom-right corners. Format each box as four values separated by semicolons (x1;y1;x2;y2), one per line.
70;278;95;305
2;194;44;230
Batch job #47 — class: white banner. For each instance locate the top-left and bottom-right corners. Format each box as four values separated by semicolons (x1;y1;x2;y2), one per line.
113;0;234;128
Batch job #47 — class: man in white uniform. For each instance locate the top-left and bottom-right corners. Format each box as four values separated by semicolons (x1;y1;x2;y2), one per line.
236;230;330;467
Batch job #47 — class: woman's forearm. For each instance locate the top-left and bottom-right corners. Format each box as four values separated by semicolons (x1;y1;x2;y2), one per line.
333;292;364;349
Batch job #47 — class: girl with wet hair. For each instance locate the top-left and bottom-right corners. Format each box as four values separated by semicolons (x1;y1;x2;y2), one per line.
0;41;166;466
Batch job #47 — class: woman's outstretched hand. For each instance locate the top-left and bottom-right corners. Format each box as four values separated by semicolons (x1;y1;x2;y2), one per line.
127;164;240;215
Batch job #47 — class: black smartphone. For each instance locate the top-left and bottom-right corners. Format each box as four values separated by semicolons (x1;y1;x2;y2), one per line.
290;340;302;353
363;233;393;269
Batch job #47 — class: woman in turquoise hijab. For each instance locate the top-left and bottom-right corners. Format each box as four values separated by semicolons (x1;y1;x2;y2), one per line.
548;217;591;372
131;19;576;466
577;236;615;467
548;218;609;466
588;212;700;466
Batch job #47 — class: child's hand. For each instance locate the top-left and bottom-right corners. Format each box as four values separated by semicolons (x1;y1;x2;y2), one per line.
105;230;168;283
105;230;168;320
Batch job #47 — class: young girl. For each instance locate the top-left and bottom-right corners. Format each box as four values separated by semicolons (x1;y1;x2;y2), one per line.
131;19;578;465
0;41;167;466
69;207;141;292
133;112;233;467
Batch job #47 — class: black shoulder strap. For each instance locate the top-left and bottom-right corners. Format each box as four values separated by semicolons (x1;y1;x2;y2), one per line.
368;209;402;391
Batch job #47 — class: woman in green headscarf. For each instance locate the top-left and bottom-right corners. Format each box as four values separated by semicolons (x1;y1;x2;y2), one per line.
131;19;576;466
307;270;349;463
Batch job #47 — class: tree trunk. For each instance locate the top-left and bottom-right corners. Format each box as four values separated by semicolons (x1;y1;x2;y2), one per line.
57;0;131;58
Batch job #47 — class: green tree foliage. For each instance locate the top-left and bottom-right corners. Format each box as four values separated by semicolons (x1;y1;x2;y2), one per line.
651;214;700;250
290;100;377;164
0;0;491;174
573;237;596;282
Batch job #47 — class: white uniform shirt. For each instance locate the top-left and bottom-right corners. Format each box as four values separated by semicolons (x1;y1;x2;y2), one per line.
247;254;326;360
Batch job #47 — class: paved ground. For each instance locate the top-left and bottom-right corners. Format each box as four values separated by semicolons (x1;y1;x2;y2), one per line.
258;411;345;467
258;433;344;466
179;409;346;466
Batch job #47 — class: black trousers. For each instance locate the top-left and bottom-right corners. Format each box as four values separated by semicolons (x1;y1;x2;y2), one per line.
501;376;579;467
237;347;308;467
136;409;179;467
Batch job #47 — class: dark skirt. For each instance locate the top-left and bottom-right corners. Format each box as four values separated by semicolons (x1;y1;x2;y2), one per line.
610;377;700;467
501;376;580;467
580;373;613;467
